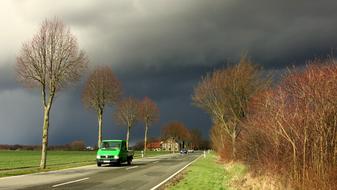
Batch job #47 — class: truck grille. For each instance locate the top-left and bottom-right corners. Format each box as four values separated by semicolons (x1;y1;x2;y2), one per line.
100;155;113;159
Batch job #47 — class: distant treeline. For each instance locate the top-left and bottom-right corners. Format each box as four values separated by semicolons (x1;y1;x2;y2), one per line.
0;140;90;151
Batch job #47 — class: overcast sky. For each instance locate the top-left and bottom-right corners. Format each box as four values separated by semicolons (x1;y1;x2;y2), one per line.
1;0;337;146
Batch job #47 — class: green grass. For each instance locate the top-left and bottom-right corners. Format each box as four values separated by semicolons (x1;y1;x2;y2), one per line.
0;150;96;177
168;153;247;190
0;150;171;177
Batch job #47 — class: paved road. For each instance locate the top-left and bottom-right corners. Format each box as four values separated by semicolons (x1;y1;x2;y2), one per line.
0;152;201;190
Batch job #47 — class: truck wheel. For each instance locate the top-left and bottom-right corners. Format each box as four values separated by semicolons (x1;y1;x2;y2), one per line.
127;158;132;165
97;162;102;167
116;160;121;166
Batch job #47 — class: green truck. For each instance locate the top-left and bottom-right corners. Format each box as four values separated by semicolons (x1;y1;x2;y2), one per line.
96;140;134;167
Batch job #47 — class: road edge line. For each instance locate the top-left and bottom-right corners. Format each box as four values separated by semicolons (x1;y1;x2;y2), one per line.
150;154;203;190
126;166;139;170
52;177;89;188
0;164;95;180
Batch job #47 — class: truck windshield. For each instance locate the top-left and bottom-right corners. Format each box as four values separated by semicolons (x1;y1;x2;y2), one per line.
101;142;121;150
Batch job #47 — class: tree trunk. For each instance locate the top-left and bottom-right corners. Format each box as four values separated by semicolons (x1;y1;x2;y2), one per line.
126;125;130;149
144;122;148;153
302;127;307;185
97;108;103;148
334;140;337;166
291;141;297;180
232;131;236;159
320;134;323;176
40;104;51;169
333;117;337;166
220;132;225;149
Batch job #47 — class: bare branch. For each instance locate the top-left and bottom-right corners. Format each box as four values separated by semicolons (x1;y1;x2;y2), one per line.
82;66;121;113
138;97;160;127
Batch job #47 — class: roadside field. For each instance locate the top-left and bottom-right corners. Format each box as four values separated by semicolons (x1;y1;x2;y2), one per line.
0;150;96;177
166;153;247;190
0;150;172;177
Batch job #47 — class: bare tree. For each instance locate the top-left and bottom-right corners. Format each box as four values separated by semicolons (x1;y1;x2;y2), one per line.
82;66;121;147
114;97;139;149
16;18;87;169
245;58;337;187
192;55;268;158
138;97;160;152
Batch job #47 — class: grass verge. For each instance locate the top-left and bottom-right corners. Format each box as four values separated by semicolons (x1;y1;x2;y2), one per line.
165;153;247;190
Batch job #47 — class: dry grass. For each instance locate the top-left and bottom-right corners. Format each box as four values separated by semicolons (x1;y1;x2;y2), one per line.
230;172;292;190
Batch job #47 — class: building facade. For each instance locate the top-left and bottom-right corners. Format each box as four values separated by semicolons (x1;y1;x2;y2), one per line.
161;137;179;151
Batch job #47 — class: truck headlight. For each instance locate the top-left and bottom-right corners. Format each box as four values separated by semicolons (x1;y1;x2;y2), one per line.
96;155;100;159
114;155;119;159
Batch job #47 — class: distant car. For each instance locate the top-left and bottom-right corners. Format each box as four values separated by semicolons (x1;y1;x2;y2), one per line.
86;146;94;151
187;149;194;153
180;149;187;154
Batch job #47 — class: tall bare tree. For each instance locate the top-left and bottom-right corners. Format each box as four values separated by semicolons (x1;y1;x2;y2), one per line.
16;18;87;169
192;55;268;158
138;97;160;152
114;97;139;149
82;66;121;147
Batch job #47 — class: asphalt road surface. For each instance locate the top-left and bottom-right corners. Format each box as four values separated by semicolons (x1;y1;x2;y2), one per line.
0;152;201;190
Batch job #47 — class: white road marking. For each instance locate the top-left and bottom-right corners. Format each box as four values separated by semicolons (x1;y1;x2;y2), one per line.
52;177;89;188
150;154;203;190
126;166;139;170
153;161;159;164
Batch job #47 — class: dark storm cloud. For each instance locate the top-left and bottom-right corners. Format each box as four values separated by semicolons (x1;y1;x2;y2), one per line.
1;0;337;145
117;62;225;102
55;0;337;69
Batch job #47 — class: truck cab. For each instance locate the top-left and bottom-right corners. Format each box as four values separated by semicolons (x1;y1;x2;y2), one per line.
96;140;133;167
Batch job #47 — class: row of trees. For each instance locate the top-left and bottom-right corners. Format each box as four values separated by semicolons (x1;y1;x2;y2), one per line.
193;55;337;189
16;18;160;169
113;96;160;150
81;66;160;150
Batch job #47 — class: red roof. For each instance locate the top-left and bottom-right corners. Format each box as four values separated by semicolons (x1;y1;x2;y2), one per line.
147;141;161;149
